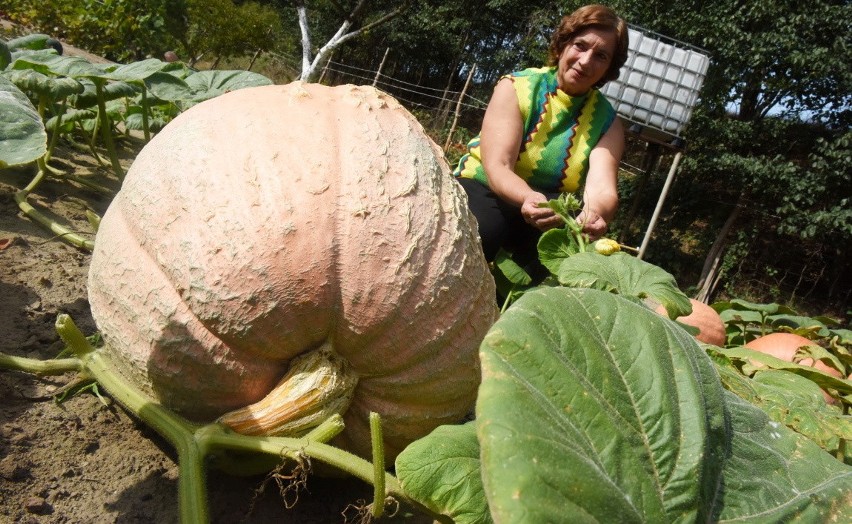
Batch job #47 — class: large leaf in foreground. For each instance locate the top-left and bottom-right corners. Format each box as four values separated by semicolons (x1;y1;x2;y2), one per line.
396;422;490;524
477;287;728;523
0;76;46;167
716;391;852;522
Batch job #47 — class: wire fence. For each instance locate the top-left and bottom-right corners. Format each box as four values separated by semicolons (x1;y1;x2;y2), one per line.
324;60;490;110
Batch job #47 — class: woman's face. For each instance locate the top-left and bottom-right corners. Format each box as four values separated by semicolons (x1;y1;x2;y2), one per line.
556;27;617;96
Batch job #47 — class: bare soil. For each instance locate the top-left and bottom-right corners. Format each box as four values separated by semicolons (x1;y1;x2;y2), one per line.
0;138;425;523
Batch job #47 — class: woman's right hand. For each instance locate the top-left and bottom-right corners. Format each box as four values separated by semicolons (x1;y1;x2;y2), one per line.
521;192;563;231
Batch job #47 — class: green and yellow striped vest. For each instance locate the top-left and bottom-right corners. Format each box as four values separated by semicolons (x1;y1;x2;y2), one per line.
454;67;616;193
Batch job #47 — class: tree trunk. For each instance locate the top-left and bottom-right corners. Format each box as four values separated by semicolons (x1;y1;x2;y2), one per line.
437;60;461;129
247;49;262;71
297;2;407;83
695;191;747;303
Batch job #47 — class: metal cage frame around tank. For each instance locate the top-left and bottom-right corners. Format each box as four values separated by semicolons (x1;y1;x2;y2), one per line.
600;25;711;259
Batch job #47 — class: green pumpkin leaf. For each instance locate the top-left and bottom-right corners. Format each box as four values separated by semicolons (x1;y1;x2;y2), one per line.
71;78;138;108
537;227;580;275
3;68;83;98
144;71;191;102
811;315;841;327
6;34;53;51
716;391;852;522
0;76;46;167
493;249;531;287
396;422;490;524
715;346;852;394
556;251;692;316
10;50;106;79
830;328;852;345
179;70;273;109
769;313;828;330
719;308;764;325
123;111;169;132
45;108;96;130
0;41;11;70
99;60;191;102
102;58;171;82
537;191;581;223
710;356;851;454
754;372;851;452
726;298;797;315
477;287;728;523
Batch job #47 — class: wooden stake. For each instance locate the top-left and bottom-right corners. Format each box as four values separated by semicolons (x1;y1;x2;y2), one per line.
444;63;476;152
373;47;390;87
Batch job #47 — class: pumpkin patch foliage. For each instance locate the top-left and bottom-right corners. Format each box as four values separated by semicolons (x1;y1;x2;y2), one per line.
397;288;851;524
395;195;851;523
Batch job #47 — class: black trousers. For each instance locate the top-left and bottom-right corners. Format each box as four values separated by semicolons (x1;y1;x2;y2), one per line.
457;177;557;278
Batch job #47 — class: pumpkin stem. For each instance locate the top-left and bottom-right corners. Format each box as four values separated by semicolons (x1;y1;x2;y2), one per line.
217;343;359;436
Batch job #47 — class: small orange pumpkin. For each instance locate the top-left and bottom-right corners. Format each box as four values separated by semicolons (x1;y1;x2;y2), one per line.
745;333;841;377
655;299;726;346
746;332;842;403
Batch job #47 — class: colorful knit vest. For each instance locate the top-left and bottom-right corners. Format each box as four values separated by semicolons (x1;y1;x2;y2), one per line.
453;67;616;193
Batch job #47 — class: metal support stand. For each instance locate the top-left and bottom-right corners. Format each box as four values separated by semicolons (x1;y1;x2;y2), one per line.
619;141;662;244
637;151;683;259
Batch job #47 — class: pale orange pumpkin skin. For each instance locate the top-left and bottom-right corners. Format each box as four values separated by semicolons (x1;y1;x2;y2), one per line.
746;333;842;403
655;299;726;346
745;333;841;377
87;82;498;460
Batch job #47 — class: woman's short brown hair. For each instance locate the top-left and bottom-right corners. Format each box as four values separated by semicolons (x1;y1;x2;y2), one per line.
547;4;629;88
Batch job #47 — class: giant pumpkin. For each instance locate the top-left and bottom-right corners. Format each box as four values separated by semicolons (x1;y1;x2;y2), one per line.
87;82;497;461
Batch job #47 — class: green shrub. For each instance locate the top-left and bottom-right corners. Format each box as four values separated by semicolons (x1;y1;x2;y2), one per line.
3;0;187;62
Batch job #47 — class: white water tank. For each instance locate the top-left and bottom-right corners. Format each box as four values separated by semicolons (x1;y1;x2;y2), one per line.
601;27;710;140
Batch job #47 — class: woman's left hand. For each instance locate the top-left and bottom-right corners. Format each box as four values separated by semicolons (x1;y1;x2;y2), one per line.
576;209;608;240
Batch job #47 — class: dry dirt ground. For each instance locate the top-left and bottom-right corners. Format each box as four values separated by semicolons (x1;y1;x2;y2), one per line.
0;138;428;523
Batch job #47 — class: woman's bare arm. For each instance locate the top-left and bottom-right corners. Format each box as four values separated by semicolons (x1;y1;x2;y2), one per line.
578;116;624;238
480;78;562;230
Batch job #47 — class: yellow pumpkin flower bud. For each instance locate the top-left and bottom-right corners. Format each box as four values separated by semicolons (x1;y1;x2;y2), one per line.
594;238;621;256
